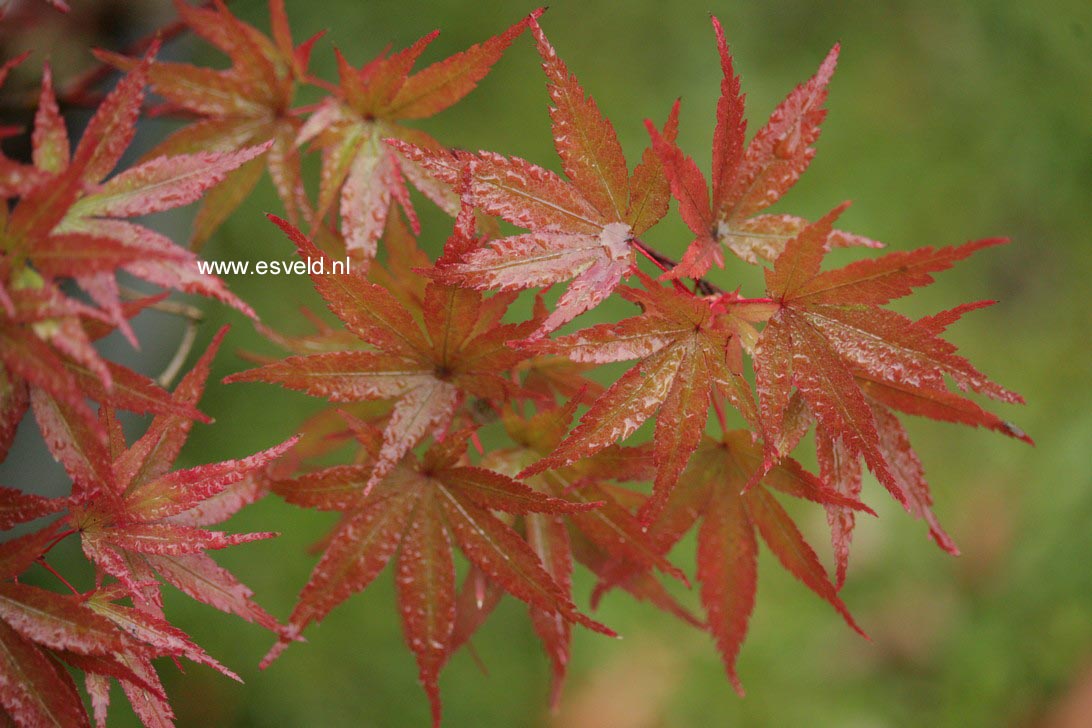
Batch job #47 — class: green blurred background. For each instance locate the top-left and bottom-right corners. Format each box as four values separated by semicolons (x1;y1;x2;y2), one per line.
2;0;1090;725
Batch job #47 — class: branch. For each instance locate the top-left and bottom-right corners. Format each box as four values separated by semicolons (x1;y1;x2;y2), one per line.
157;313;201;389
630;236;723;296
118;287;204;388
58;0;225;108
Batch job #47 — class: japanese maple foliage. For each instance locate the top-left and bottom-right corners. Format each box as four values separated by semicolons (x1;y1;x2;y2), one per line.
593;430;874;694
0;4;1030;727
392;16;678;337
1;41;261;454
646;16;881;276
0;330;292;727
265;419;612;726
298;8;542;263
96;0;321;247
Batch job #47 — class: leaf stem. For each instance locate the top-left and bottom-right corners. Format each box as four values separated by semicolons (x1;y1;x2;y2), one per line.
465;641;490;676
35;557;80;596
629;237;723;296
41;528;77;557
630;239;692;295
711;388;728;432
630;239;670;272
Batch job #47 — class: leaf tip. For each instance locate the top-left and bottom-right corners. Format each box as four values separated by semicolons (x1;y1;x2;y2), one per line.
1002;420;1034;445
729;671;746;697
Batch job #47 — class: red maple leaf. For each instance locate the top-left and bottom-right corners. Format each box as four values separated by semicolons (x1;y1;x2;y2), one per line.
0;526;140;728
646;16;881;277
96;0;321;246
596;431;873;694
227;216;537;491
748;205;1027;550
1;278;205;465
391;15;678;336
519;272;764;520
5;49;259;339
35;328;295;636
1;47;259;453
296;10;540;263
266;422;612;726
470;402;700;704
0;523;246;726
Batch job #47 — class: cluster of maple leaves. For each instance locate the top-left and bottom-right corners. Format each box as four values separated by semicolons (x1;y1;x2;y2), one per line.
0;2;1029;726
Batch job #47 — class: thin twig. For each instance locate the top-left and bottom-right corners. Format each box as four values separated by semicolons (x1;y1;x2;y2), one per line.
630;236;724;296
119;286;204;388
59;0;225;108
157;316;200;388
